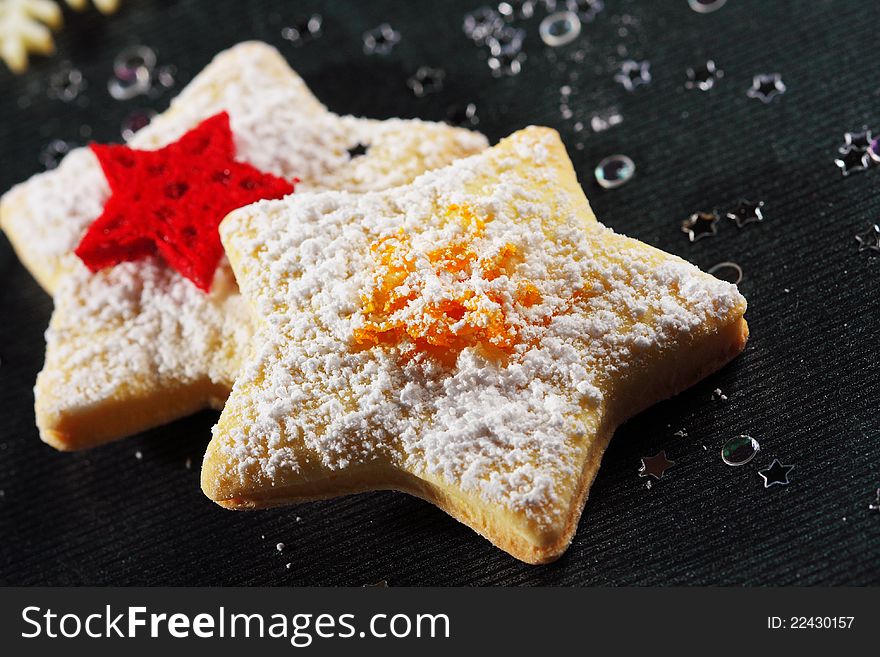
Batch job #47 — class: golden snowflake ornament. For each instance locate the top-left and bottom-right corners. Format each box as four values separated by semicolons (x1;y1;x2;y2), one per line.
0;0;120;73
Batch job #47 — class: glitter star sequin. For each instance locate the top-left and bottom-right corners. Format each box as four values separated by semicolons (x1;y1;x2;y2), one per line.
726;199;764;228
639;450;675;480
681;211;719;242
406;66;445;97
75;112;295;291
758;459;794;488
721;435;760;466
615;59;651;91
685;60;723;91
363;23;400;55
855;223;880;254
835;148;871;176
747;73;786;103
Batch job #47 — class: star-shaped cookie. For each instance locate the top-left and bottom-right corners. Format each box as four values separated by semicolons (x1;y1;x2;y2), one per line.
203;126;749;564
0;41;487;450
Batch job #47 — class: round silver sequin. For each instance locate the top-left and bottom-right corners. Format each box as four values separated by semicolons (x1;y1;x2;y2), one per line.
594;154;635;189
121;109;157;141
113;45;157;82
108;66;152;100
688;0;727;13
721;435;760;466
707;261;743;285
539;11;581;47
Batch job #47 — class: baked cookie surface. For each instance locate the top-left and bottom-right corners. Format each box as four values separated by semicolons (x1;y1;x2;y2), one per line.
204;126;749;564
0;41;487;450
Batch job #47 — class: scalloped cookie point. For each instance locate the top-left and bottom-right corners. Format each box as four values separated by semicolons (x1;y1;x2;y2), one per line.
205;127;748;563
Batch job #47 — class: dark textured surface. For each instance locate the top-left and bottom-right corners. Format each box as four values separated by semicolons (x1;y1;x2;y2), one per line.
1;0;878;586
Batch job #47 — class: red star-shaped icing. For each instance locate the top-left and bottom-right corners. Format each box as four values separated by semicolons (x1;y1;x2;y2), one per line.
75;112;295;291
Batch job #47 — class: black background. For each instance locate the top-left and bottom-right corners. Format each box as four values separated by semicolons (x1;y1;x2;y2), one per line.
1;0;878;586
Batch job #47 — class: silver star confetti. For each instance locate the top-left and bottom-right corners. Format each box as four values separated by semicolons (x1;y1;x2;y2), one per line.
567;0;604;23
406;66;445;97
498;1;535;21
615;59;651;91
685;60;723;91
855;223;880;254
758;459;794;488
47;63;86;102
639;451;675;480
38;139;74;170
363;23;401;55
868;138;880;163
463;7;504;44
747;73;786;103
281;14;323;46
726;199;764;228
488;50;526;77
487;25;525;57
446;102;479;127
839;127;873;153
835;148;871;176
681;211;719;242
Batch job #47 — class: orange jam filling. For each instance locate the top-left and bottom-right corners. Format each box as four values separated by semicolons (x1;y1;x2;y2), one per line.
353;204;541;361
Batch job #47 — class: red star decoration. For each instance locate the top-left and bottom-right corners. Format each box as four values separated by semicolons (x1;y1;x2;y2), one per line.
75;112;295;292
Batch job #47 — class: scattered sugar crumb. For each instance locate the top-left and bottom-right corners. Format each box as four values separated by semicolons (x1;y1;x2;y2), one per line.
185;457;192;470
276;542;285;551
134;450;143;460
673;429;688;438
286;563;292;569
712;388;728;401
